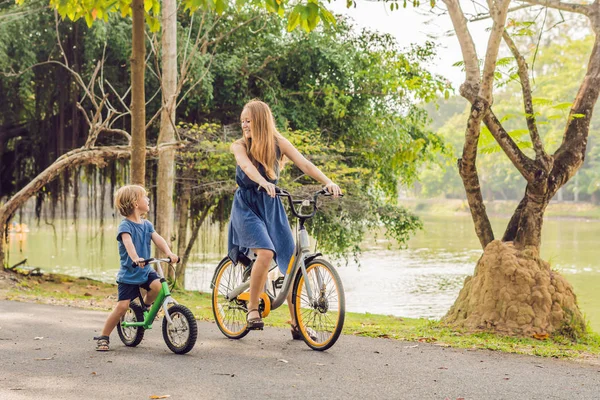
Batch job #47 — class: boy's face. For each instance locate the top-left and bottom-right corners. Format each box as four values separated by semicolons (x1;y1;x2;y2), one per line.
136;193;150;213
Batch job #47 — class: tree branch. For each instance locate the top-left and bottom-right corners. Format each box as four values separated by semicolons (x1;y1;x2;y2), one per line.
458;99;495;248
443;0;481;88
502;30;546;160
517;0;591;15
479;0;511;103
552;33;600;190
483;111;538;181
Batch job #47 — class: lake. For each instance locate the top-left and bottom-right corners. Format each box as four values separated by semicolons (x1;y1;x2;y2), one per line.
6;214;600;332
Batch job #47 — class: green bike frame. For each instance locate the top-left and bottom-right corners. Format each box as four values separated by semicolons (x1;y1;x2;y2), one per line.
121;261;178;329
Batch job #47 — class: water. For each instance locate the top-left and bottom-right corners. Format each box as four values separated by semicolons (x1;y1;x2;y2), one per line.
6;214;600;332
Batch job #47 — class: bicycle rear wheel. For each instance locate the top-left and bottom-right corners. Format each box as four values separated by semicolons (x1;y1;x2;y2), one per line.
292;259;345;351
212;258;249;339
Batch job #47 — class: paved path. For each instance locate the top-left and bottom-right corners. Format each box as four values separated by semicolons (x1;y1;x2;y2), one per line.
1;300;599;399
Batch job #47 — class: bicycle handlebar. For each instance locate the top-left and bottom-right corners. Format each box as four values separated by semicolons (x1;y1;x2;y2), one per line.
132;257;180;268
260;187;343;219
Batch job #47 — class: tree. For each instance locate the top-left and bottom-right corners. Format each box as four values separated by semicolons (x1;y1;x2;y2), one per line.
155;0;177;267
420;31;600;203
440;0;600;337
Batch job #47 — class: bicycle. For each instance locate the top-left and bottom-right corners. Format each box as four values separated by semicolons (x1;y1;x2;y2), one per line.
211;187;345;351
117;258;198;354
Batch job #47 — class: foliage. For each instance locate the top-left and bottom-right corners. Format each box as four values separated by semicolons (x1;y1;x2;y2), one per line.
418;30;600;203
0;6;447;259
16;0;335;33
177;124;425;260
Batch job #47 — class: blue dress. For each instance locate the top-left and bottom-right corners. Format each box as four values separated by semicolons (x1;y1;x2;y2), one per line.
227;156;294;275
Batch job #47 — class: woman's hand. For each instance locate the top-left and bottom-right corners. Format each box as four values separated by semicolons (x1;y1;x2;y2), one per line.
259;180;277;198
325;182;342;198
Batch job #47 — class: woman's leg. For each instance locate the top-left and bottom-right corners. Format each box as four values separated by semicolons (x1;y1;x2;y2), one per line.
247;248;273;321
287;289;296;326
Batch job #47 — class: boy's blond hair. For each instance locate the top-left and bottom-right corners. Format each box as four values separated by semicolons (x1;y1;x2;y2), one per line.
114;185;147;217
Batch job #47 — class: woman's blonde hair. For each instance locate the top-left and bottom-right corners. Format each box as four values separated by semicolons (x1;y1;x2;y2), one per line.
114;184;146;217
237;99;284;180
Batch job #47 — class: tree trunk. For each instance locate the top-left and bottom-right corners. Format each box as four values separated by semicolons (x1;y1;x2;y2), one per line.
156;0;177;276
130;0;146;186
442;0;600;338
175;180;191;288
0;146;133;269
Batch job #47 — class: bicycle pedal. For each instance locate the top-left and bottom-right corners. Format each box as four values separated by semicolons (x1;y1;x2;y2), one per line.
274;276;284;289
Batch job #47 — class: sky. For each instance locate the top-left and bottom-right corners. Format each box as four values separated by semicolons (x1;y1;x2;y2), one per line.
328;1;494;89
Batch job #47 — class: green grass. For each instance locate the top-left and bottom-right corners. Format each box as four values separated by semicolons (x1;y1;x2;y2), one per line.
4;271;600;361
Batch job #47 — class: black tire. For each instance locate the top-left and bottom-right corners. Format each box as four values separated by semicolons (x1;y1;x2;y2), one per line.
212;257;250;339
292;259;345;351
117;302;145;347
162;304;198;354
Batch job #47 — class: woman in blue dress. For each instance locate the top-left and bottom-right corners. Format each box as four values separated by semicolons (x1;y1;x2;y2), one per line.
228;99;342;334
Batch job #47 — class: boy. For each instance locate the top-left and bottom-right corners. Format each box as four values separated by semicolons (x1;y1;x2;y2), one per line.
94;184;178;351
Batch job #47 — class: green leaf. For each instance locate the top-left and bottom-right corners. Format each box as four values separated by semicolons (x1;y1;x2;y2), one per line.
552;102;572;110
84;12;93;27
320;6;336;26
287;8;301;31
532;98;554;107
215;0;227;14
306;3;320;31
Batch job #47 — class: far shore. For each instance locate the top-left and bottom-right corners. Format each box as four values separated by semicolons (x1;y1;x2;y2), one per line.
402;198;600;220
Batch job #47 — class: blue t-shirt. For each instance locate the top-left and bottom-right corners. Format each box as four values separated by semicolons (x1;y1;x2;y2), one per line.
116;218;155;285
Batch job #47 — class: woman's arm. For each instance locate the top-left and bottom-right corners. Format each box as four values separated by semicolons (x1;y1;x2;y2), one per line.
278;137;342;196
231;142;277;197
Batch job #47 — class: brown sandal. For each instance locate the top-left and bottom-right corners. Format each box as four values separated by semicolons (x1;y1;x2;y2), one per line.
94;335;110;351
246;308;264;330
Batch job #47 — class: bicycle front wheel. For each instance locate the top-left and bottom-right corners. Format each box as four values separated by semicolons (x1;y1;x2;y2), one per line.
212;258;249;339
162;304;198;354
292;259;345;351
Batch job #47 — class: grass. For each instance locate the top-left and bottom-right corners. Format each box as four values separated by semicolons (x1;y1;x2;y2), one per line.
3;269;600;361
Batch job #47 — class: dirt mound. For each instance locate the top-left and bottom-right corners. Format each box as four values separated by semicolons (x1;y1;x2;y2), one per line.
444;240;585;338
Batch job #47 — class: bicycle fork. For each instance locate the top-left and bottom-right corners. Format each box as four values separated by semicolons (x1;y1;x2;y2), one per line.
298;228;325;307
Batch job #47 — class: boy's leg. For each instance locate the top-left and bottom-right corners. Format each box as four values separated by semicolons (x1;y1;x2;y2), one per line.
100;299;131;337
95;282;139;350
142;272;162;307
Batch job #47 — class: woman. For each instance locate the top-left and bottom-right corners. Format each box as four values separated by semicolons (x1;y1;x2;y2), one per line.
228;99;341;336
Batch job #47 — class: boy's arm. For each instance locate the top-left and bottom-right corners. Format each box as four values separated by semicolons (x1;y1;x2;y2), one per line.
151;232;178;263
121;233;144;266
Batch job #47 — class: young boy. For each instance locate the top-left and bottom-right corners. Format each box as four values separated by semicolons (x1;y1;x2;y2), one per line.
94;184;178;351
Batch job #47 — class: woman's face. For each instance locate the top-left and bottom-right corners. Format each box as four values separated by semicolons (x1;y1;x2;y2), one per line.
240;110;252;139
